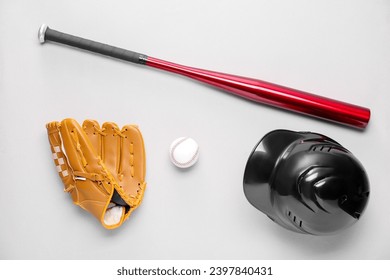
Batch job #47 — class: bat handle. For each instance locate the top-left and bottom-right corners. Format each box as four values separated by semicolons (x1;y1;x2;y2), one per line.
38;24;148;65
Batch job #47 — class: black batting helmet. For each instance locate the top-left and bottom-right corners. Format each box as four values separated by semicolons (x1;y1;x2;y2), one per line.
243;130;369;235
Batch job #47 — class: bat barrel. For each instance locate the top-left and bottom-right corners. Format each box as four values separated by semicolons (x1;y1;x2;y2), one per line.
146;57;370;129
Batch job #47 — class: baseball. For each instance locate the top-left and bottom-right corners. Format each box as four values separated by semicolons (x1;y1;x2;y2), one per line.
169;137;199;168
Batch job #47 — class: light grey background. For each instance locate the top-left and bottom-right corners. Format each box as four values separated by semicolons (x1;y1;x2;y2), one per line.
1;0;389;259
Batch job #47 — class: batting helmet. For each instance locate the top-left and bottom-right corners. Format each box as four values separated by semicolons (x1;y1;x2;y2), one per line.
243;130;369;235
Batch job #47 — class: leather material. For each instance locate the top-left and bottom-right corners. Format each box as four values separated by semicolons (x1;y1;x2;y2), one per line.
46;118;146;229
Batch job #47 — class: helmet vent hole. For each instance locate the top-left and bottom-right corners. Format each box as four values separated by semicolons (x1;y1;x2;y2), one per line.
311;145;332;152
287;210;303;227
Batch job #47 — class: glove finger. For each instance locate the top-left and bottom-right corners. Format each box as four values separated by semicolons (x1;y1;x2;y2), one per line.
120;125;146;197
60;118;102;173
82;119;103;158
101;122;121;181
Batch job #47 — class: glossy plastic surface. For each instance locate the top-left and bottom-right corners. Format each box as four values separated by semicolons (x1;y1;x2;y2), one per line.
146;57;370;129
243;130;370;235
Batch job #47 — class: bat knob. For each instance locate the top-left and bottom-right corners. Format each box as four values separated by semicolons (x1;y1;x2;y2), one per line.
38;24;48;44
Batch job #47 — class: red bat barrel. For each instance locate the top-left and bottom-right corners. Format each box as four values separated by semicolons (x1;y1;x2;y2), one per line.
146;57;370;129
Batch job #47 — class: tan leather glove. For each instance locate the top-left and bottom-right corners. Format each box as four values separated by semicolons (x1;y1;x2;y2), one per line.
46;118;146;229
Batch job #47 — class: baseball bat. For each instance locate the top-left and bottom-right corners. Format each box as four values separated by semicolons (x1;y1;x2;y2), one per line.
38;24;370;129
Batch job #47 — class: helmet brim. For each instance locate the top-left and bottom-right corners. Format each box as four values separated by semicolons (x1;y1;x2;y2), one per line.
243;129;302;218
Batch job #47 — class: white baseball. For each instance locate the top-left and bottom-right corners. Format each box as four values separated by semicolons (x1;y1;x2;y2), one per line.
169;137;199;168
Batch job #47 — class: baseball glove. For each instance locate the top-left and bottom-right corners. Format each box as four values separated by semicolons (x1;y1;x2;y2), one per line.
46;118;146;229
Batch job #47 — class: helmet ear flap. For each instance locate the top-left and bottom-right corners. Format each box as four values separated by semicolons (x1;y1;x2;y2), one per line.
243;130;370;235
